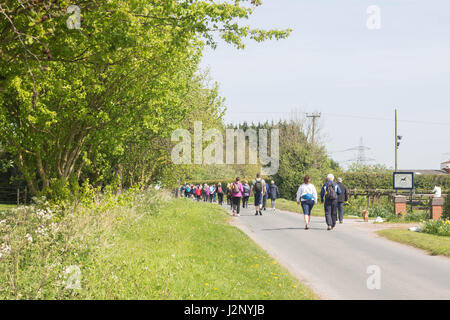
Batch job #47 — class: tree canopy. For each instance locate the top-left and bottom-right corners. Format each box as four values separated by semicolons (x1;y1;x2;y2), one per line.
0;0;291;197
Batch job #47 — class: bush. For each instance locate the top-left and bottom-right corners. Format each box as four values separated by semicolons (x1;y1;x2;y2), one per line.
443;196;450;220
422;219;450;237
0;188;167;299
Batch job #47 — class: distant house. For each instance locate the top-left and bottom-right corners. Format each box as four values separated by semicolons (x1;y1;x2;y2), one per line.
441;161;450;174
398;161;450;175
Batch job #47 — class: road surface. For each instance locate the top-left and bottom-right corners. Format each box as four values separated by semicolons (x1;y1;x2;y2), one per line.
227;205;450;300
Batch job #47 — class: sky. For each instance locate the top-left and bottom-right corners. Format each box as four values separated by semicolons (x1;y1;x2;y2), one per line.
200;0;450;170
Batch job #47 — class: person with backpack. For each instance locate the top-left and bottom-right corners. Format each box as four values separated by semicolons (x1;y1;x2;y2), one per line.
336;178;349;224
320;174;342;231
185;184;191;198
268;181;280;211
231;177;244;216
251;173;266;216
217;183;224;205
296;175;318;230
242;180;251;208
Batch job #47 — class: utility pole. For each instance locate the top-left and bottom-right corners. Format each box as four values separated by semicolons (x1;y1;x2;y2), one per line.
395;109;398;172
306;112;321;146
394;109;399;197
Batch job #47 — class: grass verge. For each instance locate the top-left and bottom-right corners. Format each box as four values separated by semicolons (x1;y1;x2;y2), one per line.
82;198;316;300
377;229;450;257
0;204;16;210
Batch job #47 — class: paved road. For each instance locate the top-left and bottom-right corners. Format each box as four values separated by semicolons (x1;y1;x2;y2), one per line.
226;205;450;300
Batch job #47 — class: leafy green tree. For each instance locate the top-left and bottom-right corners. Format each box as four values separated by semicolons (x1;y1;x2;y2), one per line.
0;0;291;196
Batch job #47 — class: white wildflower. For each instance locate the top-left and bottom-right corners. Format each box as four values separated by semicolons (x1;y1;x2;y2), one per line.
25;233;33;243
1;243;11;255
36;225;48;237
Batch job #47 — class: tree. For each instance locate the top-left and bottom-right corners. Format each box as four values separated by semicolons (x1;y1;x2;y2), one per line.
0;0;291;196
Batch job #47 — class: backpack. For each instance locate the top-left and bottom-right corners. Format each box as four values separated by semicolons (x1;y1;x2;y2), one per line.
232;183;240;194
185;187;191;193
218;186;222;194
243;184;250;196
196;188;201;196
325;182;337;201
254;180;263;193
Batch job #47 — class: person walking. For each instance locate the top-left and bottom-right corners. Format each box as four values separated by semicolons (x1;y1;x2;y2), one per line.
297;175;318;230
231;177;244;216
262;181;269;211
209;184;215;203
252;173;266;216
217;183;224;205
269;181;280;212
242;180;251;208
195;185;202;201
226;183;232;207
336;177;349;224
202;184;209;202
320;174;342;231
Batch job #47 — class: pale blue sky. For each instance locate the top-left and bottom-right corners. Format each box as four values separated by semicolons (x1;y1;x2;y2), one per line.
201;0;450;170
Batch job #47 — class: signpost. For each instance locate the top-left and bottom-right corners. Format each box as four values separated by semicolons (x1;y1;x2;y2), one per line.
393;172;414;190
393;172;414;215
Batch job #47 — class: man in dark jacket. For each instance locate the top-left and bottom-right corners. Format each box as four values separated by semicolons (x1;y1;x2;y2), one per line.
320;174;342;230
337;177;349;224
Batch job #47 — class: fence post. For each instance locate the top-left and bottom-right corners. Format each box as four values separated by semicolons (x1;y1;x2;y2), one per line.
17;188;20;205
24;187;27;205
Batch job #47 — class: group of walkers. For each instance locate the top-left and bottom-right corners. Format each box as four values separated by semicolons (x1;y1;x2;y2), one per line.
297;174;348;230
180;183;225;205
179;172;349;231
179;173;281;217
227;173;280;217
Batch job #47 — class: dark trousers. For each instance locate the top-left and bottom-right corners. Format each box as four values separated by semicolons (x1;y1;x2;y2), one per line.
232;197;241;214
218;193;224;205
263;196;267;209
338;202;345;223
324;200;338;227
242;196;249;208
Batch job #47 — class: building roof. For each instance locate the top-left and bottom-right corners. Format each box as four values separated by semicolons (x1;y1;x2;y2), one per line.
398;169;449;175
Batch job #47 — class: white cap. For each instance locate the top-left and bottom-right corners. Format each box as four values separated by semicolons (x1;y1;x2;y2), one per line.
327;174;335;181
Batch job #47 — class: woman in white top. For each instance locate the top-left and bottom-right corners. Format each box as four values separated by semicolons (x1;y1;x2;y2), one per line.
296;175;318;230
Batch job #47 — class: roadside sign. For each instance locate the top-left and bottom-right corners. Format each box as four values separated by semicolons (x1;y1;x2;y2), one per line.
393;172;414;190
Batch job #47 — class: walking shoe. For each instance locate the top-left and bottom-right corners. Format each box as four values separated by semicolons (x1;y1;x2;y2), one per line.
255;212;259;216
327;226;332;231
340;221;343;224
259;210;262;216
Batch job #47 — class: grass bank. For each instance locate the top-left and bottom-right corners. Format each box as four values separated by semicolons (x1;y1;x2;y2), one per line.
83;198;316;299
377;229;450;257
0;204;16;210
0;193;316;300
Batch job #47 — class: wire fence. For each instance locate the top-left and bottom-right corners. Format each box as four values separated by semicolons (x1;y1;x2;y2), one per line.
0;186;30;205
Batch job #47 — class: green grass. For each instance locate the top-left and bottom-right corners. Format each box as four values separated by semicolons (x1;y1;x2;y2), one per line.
377;229;450;257
81;198;317;300
0;204;16;210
